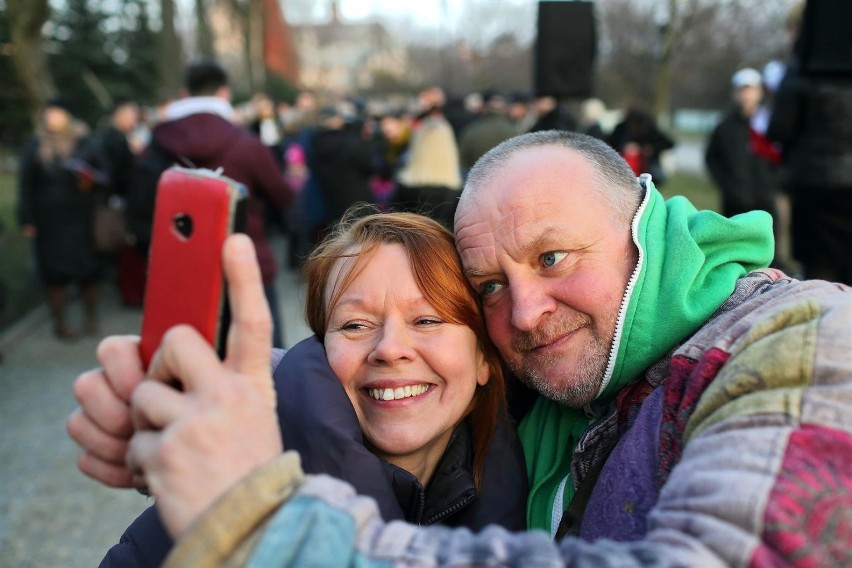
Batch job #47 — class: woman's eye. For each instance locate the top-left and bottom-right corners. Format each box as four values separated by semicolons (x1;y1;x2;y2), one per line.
340;322;367;331
416;317;443;326
541;251;568;268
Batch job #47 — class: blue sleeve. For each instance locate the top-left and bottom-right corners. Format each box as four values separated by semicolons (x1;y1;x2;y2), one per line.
99;505;172;568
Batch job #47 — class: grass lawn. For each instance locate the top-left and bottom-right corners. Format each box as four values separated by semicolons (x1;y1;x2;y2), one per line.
0;172;41;331
659;171;720;213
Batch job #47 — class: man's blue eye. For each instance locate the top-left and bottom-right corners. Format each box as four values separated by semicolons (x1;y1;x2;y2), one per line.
481;281;502;296
542;251;567;267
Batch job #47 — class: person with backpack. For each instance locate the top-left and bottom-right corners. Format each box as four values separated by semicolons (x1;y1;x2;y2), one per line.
125;61;293;345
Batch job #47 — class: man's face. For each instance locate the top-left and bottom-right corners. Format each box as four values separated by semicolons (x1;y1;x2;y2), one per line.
455;147;636;407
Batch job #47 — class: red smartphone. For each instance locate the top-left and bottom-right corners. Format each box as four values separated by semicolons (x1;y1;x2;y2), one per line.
139;167;248;368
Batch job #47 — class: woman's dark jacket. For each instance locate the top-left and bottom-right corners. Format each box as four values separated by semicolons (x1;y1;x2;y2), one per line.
100;336;528;567
17;133;104;285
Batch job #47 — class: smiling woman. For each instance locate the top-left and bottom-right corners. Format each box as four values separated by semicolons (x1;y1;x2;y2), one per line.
303;208;510;492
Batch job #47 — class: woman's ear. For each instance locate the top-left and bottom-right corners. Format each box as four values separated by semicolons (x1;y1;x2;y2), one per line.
475;351;490;387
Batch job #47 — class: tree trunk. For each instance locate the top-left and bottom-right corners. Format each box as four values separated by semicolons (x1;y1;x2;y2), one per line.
7;0;55;120
195;0;214;58
247;0;265;93
159;0;184;100
653;0;680;124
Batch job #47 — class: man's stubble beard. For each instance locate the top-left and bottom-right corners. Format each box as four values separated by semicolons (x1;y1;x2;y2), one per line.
508;310;616;408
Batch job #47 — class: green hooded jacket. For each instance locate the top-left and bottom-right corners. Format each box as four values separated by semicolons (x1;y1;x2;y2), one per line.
518;176;774;534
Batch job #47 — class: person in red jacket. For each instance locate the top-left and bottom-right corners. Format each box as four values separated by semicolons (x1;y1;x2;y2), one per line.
151;61;293;346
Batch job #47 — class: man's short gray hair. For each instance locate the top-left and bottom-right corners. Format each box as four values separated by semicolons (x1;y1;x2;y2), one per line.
461;130;643;225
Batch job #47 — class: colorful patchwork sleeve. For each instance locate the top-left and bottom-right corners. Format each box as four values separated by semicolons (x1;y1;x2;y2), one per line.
166;285;851;567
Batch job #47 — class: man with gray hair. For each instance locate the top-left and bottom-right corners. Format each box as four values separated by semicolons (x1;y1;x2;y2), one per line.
70;131;851;566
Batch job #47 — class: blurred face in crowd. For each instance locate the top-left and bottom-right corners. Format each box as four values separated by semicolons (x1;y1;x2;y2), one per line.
43;106;71;132
323;244;489;482
735;85;763;117
455;146;635;407
113;103;140;133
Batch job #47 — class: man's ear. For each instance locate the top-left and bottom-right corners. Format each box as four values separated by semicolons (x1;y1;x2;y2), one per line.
476;350;490;387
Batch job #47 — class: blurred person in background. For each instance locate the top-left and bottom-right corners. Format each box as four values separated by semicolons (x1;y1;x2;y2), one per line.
391;107;462;230
99;98;141;198
579;98;607;141
144;60;293;346
705;68;779;223
507;92;536;133
17;97;106;339
459;90;517;172
528;95;577;133
249;93;284;169
768;0;852;285
608;104;674;185
307;104;385;233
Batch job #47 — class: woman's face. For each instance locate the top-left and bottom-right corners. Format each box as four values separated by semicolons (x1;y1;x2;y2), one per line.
324;243;489;479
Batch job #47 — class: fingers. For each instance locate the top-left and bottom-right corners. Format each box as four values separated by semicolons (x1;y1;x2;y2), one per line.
73;367;134;438
96;335;145;402
125;430;163;491
222;234;273;382
131;379;187;432
77;451;136;488
66;407;129;465
146;325;221;392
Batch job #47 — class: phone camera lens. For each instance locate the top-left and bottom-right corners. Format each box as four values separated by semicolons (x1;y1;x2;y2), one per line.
173;214;193;239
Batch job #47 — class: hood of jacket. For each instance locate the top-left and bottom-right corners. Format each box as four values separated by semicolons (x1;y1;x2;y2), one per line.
153;112;242;166
519;175;774;533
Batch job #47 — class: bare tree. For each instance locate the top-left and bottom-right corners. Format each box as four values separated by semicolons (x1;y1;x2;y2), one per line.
598;0;798;114
7;0;55;118
159;0;183;100
195;0;214;58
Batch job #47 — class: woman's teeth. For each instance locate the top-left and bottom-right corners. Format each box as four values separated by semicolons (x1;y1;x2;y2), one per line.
368;384;429;401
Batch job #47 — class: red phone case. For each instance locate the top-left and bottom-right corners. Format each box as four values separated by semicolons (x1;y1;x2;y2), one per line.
139;167;247;368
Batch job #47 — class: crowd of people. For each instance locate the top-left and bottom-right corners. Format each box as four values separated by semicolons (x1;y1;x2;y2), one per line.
17;60;678;343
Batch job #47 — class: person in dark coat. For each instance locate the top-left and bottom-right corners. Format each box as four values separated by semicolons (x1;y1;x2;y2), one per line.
93;211;528;567
148;61;294;346
17;97;106;339
459;91;518;172
99;98;140;198
768;40;852;283
528;95;578;134
608;105;674;184
307;107;383;229
705;68;779;222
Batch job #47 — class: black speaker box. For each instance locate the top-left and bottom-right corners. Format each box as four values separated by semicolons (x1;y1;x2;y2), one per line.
534;1;597;98
799;0;852;76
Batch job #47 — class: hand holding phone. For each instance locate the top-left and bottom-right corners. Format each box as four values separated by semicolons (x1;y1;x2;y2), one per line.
139;167;247;368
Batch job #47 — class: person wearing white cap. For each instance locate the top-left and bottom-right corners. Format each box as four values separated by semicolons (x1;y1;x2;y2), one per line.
705;67;780;249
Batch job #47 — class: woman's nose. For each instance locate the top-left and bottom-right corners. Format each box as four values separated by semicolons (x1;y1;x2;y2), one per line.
367;321;416;365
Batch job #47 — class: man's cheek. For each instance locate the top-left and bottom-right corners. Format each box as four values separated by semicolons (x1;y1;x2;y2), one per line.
484;313;513;357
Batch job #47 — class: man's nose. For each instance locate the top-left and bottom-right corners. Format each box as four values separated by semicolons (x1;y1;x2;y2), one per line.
367;320;415;365
510;275;556;331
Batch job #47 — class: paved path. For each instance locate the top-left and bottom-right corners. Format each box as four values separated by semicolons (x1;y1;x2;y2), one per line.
0;237;311;567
